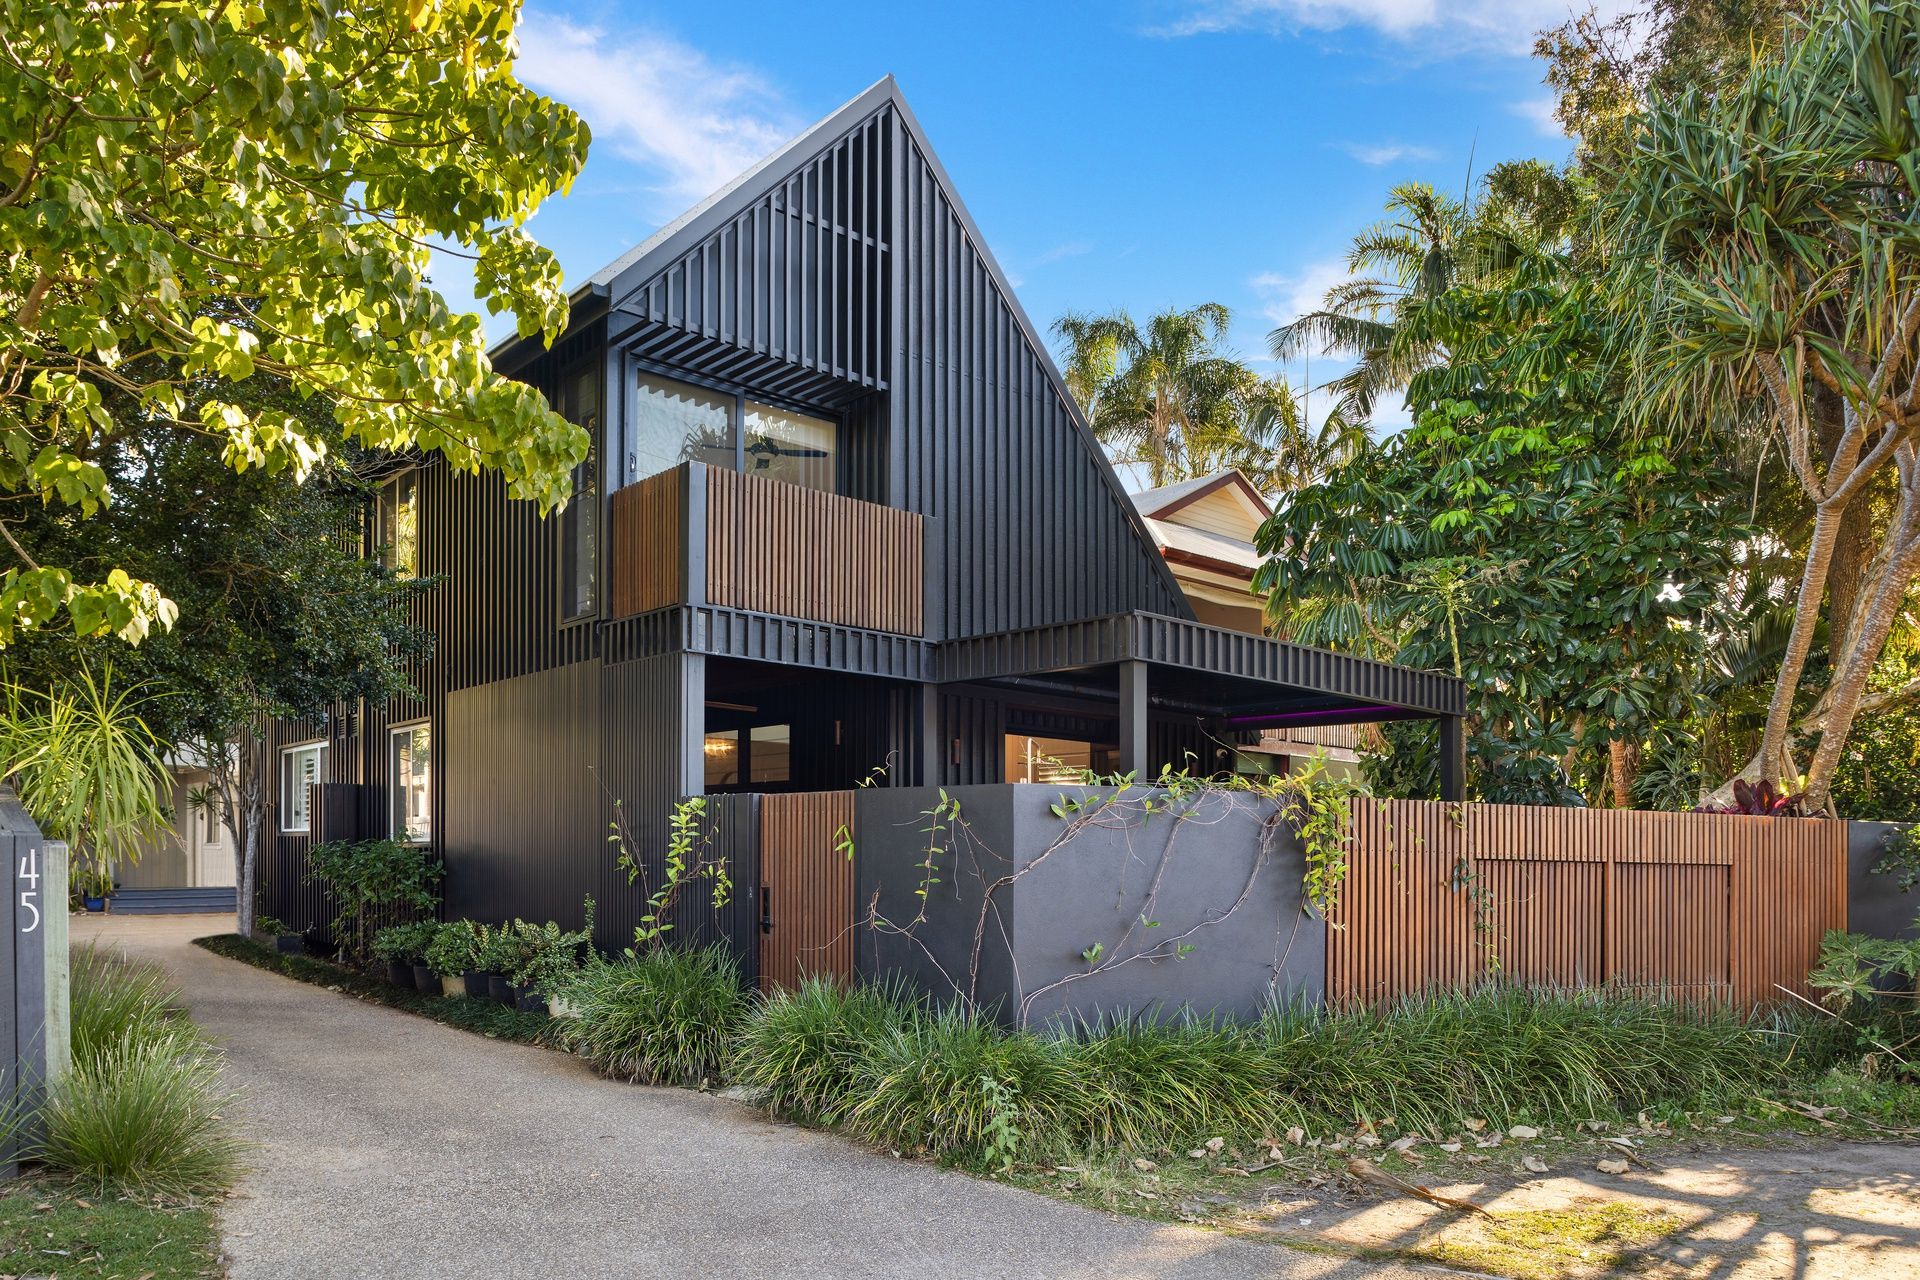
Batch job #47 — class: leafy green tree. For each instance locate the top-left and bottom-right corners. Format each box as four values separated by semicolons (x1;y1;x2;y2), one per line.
0;0;590;647
1257;245;1746;805
10;382;433;932
1051;303;1311;489
1604;0;1920;811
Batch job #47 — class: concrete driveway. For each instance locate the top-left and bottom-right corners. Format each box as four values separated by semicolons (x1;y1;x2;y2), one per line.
74;914;1425;1280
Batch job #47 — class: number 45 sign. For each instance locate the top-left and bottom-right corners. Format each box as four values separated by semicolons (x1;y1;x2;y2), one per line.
17;846;37;934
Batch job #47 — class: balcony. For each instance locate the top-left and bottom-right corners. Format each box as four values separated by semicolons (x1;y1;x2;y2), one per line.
610;462;925;637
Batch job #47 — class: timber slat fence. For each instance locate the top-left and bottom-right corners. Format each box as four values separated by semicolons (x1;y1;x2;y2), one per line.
1328;799;1849;1007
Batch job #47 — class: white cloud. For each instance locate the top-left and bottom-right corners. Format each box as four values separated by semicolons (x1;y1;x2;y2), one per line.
1509;94;1567;138
514;11;798;203
1250;260;1352;333
1337;140;1438;166
1161;0;1636;56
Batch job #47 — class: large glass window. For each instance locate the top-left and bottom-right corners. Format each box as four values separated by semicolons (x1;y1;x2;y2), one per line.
390;723;431;844
280;741;328;833
703;724;793;791
744;401;837;492
1003;735;1115;784
376;469;419;577
624;371;839;495
559;365;600;619
628;374;735;483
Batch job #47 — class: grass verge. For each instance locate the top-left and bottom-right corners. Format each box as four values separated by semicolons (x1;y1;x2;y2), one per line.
193;933;550;1044
0;1176;221;1279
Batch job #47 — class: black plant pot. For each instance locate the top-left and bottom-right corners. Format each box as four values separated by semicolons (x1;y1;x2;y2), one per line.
488;973;514;1006
387;960;412;987
513;986;546;1014
412;963;438;994
274;934;305;955
462;970;488;998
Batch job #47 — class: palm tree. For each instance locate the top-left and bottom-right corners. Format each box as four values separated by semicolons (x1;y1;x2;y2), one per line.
1267;183;1469;431
1051;303;1314;490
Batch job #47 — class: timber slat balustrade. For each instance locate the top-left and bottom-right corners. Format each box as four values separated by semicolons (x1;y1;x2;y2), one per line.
1326;799;1849;1008
757;791;855;991
610;464;924;635
609;468;684;619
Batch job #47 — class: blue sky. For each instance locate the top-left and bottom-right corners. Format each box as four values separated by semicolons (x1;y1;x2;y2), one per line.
445;1;1607;433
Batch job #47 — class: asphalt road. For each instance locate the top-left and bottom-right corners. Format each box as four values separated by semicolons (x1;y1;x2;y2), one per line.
74;914;1426;1280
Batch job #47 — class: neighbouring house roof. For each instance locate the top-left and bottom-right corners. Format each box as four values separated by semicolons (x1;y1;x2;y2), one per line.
1129;469;1272;582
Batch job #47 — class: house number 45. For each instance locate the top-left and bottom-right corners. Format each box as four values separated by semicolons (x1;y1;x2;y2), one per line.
17;848;38;934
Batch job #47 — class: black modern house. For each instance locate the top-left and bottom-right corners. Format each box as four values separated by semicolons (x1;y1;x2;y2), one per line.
259;78;1466;963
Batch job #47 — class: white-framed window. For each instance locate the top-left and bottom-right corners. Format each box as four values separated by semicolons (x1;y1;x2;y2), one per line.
390;722;431;844
280;741;328;834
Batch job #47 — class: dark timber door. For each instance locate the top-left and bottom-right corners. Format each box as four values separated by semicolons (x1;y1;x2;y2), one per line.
757;792;855;990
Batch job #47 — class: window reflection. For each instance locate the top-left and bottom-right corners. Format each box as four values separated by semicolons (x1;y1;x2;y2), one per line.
630;375;735;483
744;401;837;493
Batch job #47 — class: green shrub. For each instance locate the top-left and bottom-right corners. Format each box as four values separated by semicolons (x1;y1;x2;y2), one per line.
40;1032;244;1195
371;920;440;967
425;920;482;977
304;838;442;967
69;944;202;1072
731;977;917;1123
560;946;748;1084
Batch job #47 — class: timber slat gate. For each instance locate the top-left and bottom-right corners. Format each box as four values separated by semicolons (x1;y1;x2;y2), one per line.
1328;799;1849;1007
756;791;855;990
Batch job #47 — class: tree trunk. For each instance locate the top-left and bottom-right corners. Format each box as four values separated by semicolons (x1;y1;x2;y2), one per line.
1814;387;1878;669
1608;736;1638;809
1804;480;1920;812
1757;499;1845;789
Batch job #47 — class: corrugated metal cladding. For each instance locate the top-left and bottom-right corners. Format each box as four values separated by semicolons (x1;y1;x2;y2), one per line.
608;98;1188;641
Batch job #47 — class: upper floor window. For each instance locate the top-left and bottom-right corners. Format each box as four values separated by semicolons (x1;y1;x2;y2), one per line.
744;401;836;492
558;363;600;620
376;469;419;577
280;741;328;833
625;369;838;495
390;722;431;844
629;374;734;482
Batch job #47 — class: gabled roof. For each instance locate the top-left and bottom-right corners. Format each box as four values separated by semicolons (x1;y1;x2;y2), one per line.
1130;469;1273;524
511;74;1196;626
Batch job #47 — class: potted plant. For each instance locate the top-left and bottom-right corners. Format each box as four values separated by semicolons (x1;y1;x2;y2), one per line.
477;923;522;1006
74;864;111;913
372;921;441;991
258;914;305;955
507;912;592;1015
426;920;481;998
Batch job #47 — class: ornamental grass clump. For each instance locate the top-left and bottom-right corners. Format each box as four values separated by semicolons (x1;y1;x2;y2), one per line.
1258;986;1790;1137
40;1033;245;1196
45;945;242;1195
1064;1014;1276;1148
69;943;202;1071
729;976;917;1124
842;1001;1090;1162
561;945;747;1085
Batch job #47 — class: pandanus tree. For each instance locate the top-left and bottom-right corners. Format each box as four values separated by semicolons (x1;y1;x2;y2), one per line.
1051;303;1310;490
1605;0;1920;813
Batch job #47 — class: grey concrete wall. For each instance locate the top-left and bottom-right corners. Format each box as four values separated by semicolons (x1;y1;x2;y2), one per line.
855;784;1324;1028
1847;821;1919;942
